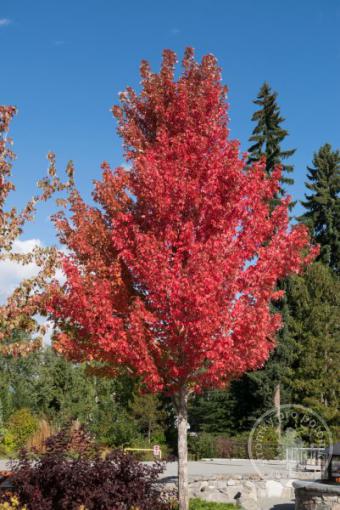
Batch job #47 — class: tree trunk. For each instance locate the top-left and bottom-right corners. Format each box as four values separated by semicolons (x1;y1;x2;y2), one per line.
177;387;189;510
274;383;281;440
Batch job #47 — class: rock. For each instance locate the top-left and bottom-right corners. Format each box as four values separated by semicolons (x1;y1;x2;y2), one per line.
204;492;229;503
265;480;284;498
241;497;260;510
244;481;255;489
227;479;237;486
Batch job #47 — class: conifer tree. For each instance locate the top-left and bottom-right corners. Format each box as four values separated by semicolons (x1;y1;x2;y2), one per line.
248;82;295;207
286;263;340;431
232;283;299;425
300;143;340;273
240;84;297;419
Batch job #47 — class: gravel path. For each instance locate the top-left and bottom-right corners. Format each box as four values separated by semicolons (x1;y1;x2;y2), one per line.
158;459;293;479
259;498;294;510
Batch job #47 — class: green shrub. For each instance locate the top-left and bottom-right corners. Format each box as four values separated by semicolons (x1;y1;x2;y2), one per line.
6;409;38;450
101;410;139;447
188;432;217;459
189;429;279;460
0;429;16;456
249;425;280;459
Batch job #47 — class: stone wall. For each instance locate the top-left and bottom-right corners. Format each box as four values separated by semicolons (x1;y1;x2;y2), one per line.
189;475;294;508
162;473;317;509
294;481;340;510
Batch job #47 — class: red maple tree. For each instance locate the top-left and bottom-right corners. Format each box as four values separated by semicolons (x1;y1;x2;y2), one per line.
47;49;316;509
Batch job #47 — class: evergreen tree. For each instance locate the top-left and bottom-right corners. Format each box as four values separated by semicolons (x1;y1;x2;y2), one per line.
232;283;299;426
188;380;259;434
0;348;138;446
248;82;295;207
300;143;340;273
242;84;297;417
130;393;166;444
246;303;296;412
286;263;340;431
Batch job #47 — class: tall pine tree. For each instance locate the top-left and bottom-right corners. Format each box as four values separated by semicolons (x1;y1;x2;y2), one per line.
248;82;295;207
300;143;340;274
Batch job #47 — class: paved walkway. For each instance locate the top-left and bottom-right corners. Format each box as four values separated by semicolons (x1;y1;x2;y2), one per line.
259;498;294;510
158;459;293;480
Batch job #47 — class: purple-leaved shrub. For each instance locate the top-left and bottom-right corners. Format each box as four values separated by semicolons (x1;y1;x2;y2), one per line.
3;425;173;510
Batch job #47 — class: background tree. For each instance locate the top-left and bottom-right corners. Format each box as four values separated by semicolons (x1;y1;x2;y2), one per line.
47;49;316;510
248;82;295;207
300;143;340;273
242;283;298;418
189;380;257;434
0;347;146;452
130;393;166;444
239;83;298;421
286;262;340;434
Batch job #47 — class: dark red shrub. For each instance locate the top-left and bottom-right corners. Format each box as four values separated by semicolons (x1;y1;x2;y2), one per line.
5;426;172;509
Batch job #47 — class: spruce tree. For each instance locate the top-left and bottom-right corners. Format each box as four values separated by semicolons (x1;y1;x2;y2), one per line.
300;143;340;273
188;374;268;435
246;287;298;413
248;82;295;206
286;263;340;432
231;281;299;427
241;83;297;419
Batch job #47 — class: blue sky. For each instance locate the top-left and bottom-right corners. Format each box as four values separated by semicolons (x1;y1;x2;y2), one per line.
1;0;340;246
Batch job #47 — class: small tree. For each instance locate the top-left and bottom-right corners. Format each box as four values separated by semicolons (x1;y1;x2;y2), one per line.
131;393;166;444
47;49;316;510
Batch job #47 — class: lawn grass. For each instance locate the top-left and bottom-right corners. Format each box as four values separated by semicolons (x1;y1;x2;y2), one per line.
188;500;236;509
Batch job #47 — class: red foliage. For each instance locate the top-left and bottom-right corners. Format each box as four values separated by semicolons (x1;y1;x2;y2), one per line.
47;49;317;396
